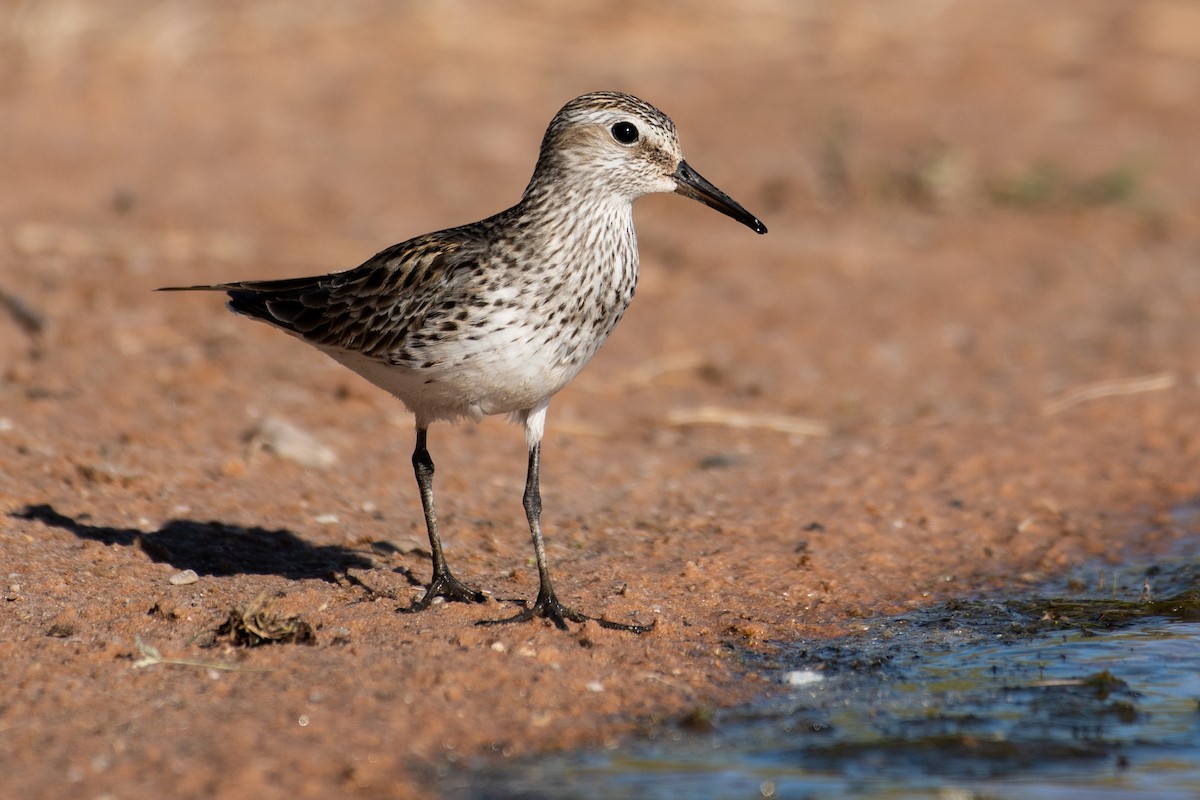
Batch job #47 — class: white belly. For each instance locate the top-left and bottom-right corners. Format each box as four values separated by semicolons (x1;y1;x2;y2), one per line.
321;333;591;425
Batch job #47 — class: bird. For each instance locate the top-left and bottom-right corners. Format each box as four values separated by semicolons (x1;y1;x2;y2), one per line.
161;91;767;632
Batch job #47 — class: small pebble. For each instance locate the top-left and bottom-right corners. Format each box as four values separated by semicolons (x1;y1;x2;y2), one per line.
169;569;199;586
246;415;338;469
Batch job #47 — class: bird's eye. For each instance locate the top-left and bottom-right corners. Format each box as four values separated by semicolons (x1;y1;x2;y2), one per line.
611;121;639;145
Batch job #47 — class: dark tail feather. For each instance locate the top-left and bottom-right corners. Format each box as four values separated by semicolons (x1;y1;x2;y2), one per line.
157;277;332;333
156;283;232;292
157;275;327;294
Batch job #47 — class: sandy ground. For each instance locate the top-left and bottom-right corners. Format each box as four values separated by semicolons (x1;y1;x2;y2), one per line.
3;1;1200;797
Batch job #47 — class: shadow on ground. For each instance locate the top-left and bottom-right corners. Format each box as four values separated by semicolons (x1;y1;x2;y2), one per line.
13;503;375;580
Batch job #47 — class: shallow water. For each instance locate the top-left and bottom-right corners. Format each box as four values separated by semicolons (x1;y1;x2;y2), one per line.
452;555;1200;799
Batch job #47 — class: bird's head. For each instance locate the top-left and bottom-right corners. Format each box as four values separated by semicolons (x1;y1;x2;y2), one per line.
530;91;767;235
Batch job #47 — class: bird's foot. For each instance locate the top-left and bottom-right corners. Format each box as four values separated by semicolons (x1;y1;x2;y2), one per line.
478;588;653;633
402;569;486;612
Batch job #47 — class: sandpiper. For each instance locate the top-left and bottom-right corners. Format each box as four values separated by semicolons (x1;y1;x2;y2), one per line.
162;91;766;632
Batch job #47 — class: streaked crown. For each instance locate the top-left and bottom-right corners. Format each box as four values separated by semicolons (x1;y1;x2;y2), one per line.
527;91;684;200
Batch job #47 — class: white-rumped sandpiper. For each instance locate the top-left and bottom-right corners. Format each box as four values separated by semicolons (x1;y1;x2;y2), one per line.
162;91;766;631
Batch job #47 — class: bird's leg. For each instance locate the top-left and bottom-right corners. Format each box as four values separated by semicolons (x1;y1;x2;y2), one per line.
480;442;653;633
404;427;485;610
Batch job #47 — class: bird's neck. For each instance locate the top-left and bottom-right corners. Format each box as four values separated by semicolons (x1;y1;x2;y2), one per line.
502;178;640;318
516;179;637;258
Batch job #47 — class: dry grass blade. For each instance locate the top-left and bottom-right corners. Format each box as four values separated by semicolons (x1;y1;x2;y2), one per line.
1042;372;1176;415
666;406;831;437
131;636;266;672
615;352;706;389
575;351;706;393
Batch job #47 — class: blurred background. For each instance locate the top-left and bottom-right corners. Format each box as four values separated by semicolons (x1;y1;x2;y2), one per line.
7;0;1198;249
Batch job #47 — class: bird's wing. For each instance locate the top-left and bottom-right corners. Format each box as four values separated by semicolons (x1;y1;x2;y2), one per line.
161;236;476;360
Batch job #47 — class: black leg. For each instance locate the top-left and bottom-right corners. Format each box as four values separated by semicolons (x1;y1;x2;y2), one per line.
403;427;485;610
479;442;652;633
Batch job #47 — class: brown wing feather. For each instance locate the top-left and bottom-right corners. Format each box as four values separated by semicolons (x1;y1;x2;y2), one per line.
160;236;476;359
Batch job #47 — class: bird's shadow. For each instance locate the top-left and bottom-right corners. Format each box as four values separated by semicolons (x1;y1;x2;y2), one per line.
13;503;378;581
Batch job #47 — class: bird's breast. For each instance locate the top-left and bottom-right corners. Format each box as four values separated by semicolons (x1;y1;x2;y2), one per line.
331;212;641;423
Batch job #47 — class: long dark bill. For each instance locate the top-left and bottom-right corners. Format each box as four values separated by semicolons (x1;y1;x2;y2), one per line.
673;160;767;235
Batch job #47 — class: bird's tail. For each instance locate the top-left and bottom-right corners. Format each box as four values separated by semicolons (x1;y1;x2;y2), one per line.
157;277;331;334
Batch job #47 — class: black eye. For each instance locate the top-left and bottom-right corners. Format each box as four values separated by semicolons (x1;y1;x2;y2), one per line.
611;121;639;145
